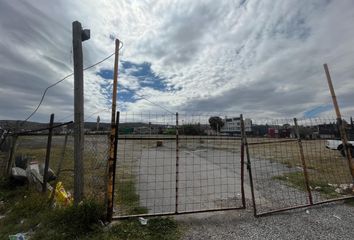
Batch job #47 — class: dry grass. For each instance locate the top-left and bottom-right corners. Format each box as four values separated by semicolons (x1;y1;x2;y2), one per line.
13;135;108;201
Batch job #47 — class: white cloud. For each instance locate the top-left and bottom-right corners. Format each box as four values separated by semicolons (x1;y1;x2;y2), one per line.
1;0;354;122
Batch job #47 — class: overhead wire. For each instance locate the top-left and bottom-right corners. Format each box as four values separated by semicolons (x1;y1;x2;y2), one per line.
21;40;125;126
120;86;175;115
20;49;120;125
20;39;174;127
85;108;111;121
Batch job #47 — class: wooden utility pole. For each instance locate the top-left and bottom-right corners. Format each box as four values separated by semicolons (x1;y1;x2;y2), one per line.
323;63;354;182
324;64;341;118
107;39;120;221
72;21;90;204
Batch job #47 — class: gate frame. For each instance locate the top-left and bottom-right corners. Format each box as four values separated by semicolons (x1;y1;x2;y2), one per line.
245;117;354;217
110;113;246;220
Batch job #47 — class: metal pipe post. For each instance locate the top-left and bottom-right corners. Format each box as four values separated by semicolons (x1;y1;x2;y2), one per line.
175;112;179;213
43;113;55;192
106;39;120;221
241;116;257;216
293;118;313;205
240;114;246;208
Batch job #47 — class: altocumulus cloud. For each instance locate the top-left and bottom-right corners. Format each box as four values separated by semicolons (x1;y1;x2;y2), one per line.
1;0;354;122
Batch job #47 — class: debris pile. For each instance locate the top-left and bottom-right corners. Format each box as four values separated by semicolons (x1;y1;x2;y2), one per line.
328;183;354;194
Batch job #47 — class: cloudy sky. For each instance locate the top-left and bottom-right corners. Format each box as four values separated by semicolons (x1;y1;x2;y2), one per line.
1;0;354;122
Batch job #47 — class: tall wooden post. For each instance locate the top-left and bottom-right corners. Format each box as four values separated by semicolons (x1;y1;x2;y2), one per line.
323;63;354;182
73;21;90;204
107;39;120;221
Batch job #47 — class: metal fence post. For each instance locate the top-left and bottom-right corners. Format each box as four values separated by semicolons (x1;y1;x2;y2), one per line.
293;118;313;205
106;39;120;221
6;135;18;176
111;111;120;216
240;114;246;208
175;112;179;213
43;113;55;192
241;116;257;216
106;113;118;221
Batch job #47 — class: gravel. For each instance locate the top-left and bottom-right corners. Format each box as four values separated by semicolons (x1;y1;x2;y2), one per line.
178;201;354;240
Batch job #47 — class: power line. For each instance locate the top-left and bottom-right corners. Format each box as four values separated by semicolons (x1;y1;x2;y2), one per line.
56;107;111;123
21;50;119;125
56;113;75;123
22;73;74;124
121;86;175;115
85;108;111;121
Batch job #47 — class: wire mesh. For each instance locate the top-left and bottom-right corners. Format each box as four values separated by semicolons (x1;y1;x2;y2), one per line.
245;117;354;216
297;117;354;203
84;132;109;204
14;131;73;192
3;122;109;207
114;112;176;216
0;130;12;176
113;112;244;217
178;113;243;213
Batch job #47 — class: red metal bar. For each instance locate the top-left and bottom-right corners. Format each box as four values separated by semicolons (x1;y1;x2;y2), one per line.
112;206;246;220
248;139;297;146
255;196;354;217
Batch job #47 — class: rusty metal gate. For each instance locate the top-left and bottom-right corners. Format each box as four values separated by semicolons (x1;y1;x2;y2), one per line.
112;113;246;219
244;117;354;217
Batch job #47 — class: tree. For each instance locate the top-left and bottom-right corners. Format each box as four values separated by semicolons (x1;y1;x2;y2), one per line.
208;116;224;132
182;124;204;135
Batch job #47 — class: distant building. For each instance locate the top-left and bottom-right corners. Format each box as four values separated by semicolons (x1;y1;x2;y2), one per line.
317;123;338;139
134;126;159;135
267;127;292;138
220;117;252;135
204;128;217;136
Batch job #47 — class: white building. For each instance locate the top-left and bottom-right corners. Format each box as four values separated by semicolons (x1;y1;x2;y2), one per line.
220;117;252;134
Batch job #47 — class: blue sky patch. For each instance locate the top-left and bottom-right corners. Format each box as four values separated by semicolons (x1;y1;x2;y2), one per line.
304;104;332;118
121;61;170;91
97;60;178;106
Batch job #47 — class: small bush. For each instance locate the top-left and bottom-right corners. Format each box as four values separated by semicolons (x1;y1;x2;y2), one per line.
46;200;103;237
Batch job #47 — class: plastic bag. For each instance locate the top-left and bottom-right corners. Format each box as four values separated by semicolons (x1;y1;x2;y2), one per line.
8;233;26;240
52;182;73;207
